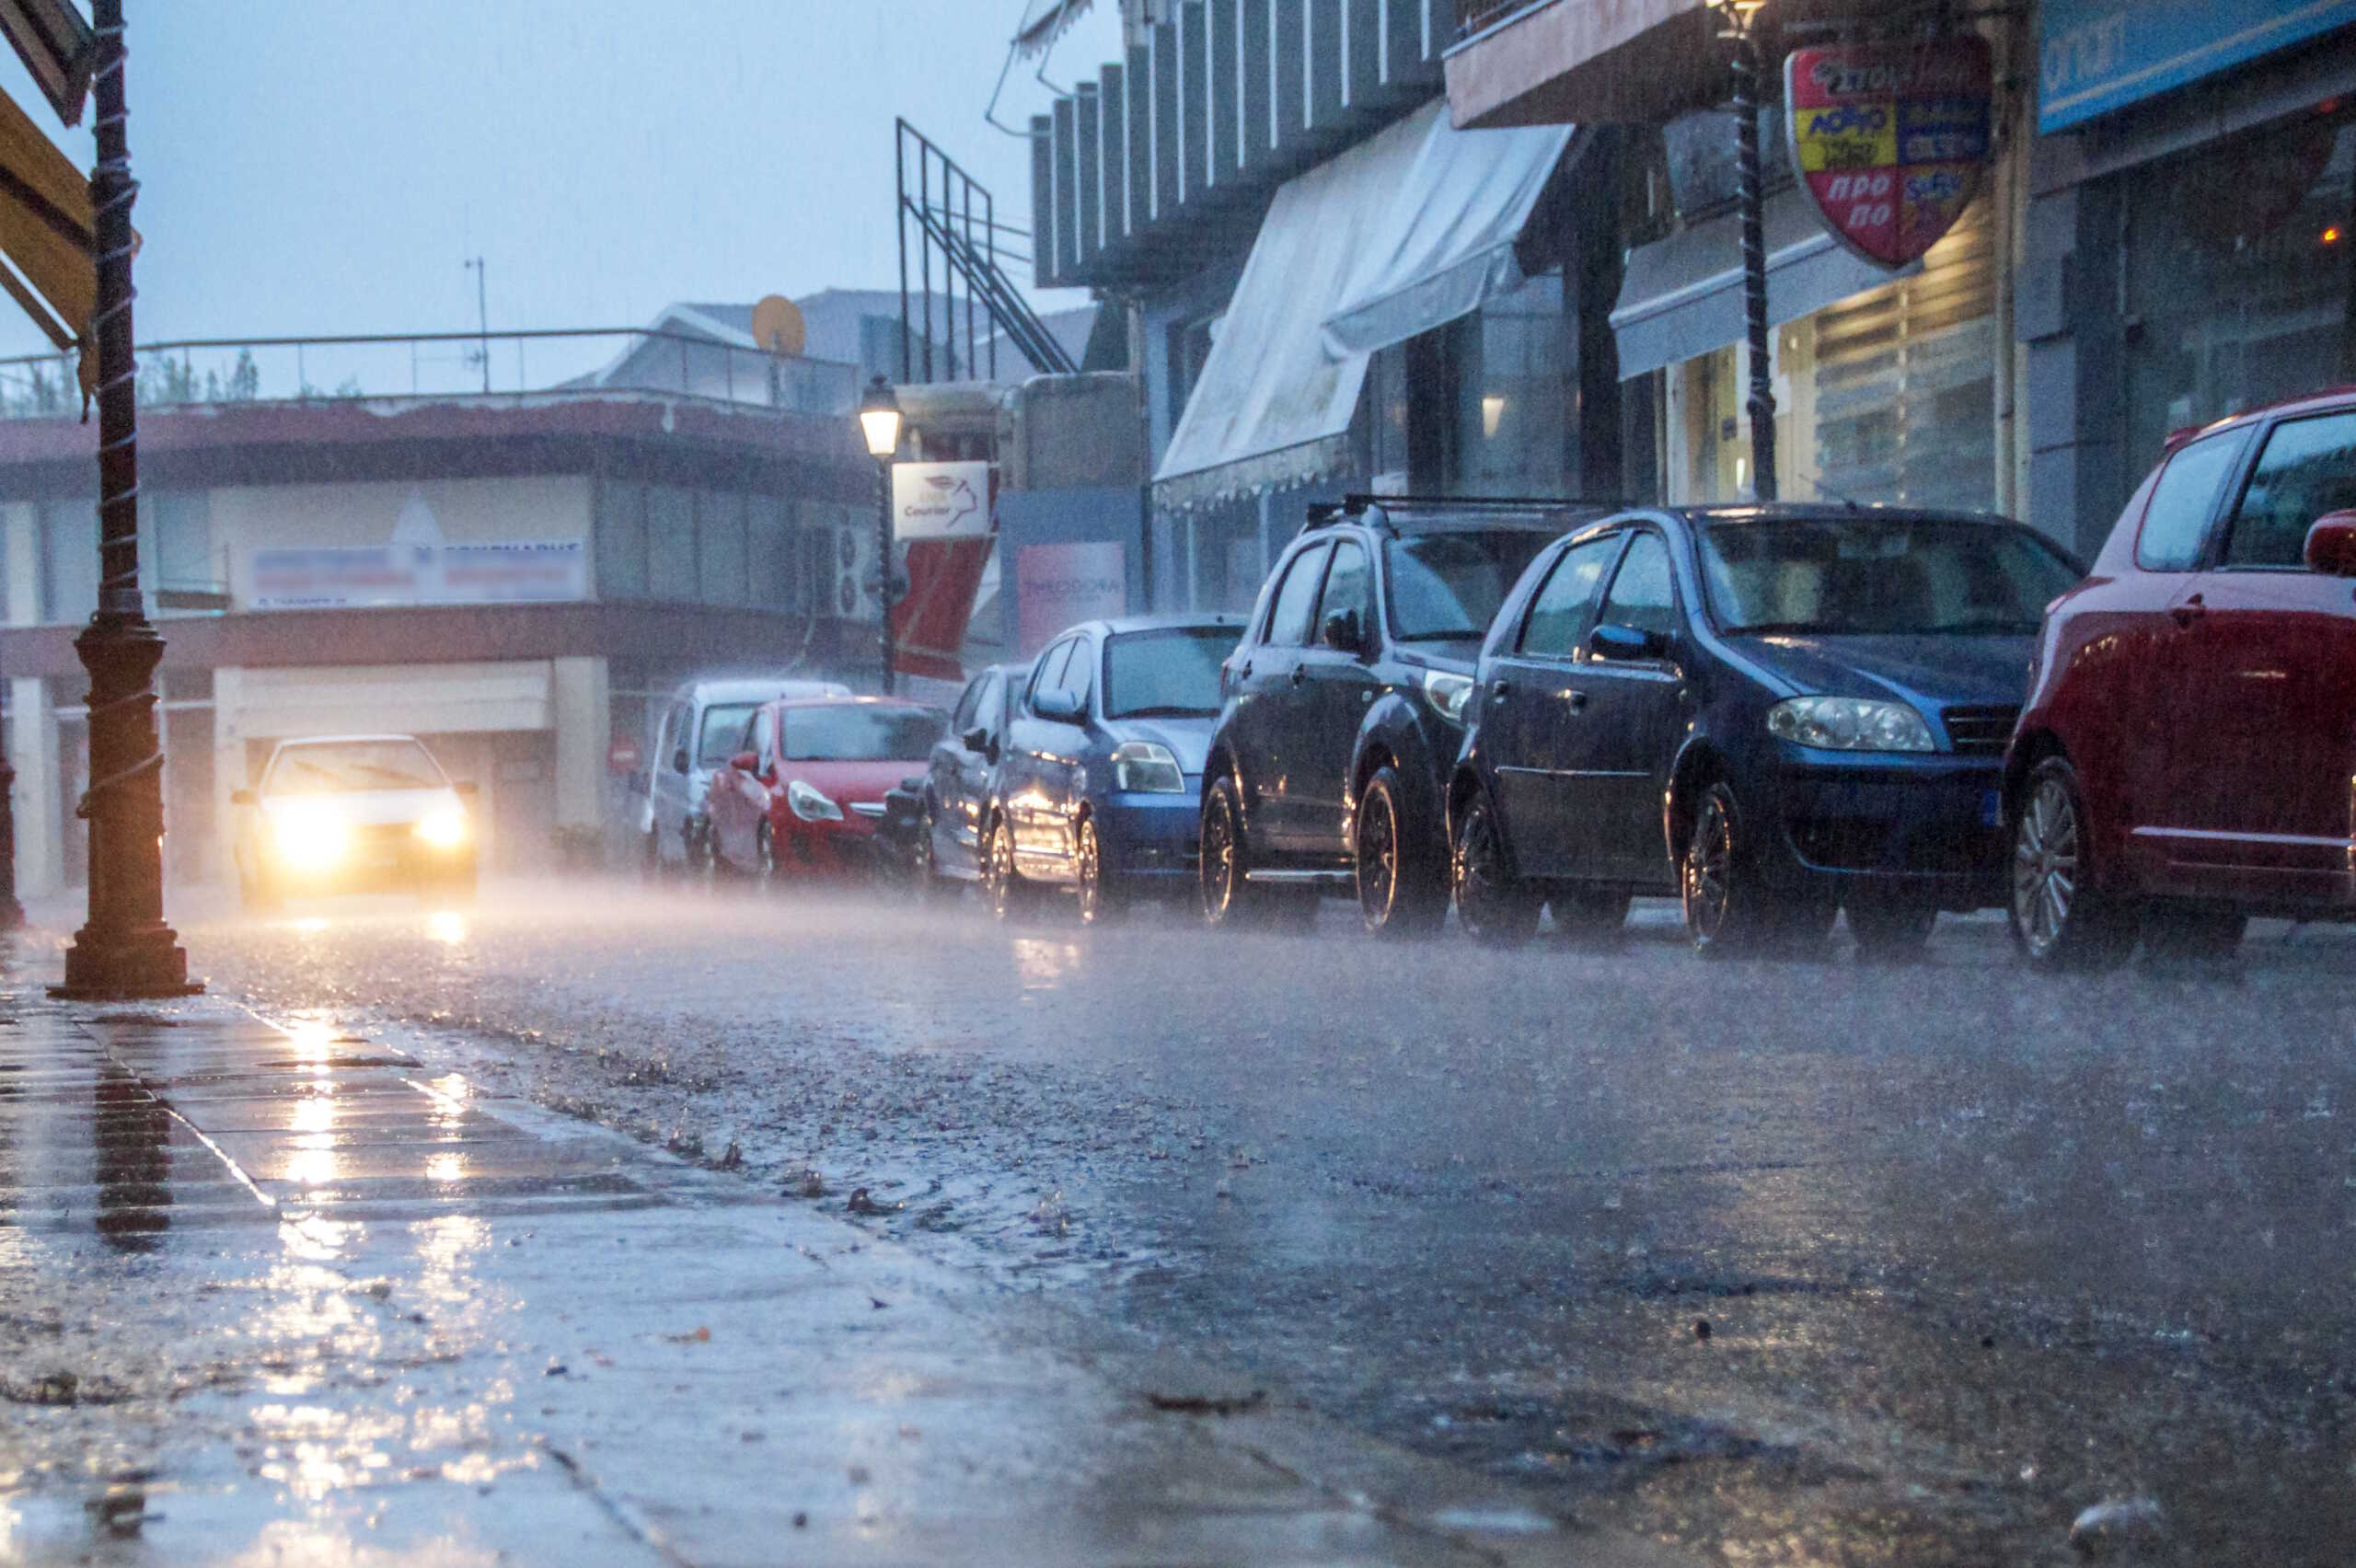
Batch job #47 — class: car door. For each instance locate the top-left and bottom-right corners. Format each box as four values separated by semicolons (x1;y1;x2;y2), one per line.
1233;541;1330;852
932;670;1003;876
1481;535;1625;880
1291;536;1380;856
1023;633;1097;878
2156;409;2356;902
1567;531;1689;886
707;704;769;870
1005;639;1084;872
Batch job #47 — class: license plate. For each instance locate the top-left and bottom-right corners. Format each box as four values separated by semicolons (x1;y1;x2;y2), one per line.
1981;788;2003;829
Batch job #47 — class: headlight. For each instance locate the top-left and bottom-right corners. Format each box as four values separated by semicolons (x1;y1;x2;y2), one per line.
1111;741;1185;793
1421;671;1475;725
1767;696;1934;753
271;801;351;870
786;778;843;822
414;806;469;849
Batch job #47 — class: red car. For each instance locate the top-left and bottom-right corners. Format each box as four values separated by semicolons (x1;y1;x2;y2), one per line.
2005;387;2356;968
704;697;947;884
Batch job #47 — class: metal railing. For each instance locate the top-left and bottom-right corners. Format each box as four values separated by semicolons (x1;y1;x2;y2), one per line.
897;118;1078;384
1455;0;1553;38
0;327;863;421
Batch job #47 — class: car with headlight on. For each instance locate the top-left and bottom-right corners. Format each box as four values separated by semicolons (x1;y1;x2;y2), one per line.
231;734;478;910
702;697;948;884
1197;496;1591;936
1446;505;2084;956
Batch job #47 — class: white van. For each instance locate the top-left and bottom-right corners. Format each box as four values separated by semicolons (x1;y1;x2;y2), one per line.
640;674;850;873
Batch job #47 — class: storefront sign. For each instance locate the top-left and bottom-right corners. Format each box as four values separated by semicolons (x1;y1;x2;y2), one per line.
891;461;993;542
1015;542;1126;655
249;539;588;610
1786;37;1992;271
2038;0;2356;133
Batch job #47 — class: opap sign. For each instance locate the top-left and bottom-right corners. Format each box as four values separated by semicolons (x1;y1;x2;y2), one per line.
1786;36;1992;271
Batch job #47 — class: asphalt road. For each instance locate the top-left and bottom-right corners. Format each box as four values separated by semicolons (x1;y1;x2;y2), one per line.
125;876;2356;1566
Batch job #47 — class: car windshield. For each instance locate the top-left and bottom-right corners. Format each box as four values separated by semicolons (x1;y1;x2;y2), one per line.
1384;530;1553;641
780;705;946;762
697;703;759;767
1698;518;2083;636
1103;628;1234;718
265;740;445;794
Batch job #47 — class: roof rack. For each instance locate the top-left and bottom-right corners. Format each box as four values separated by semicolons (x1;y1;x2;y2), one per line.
1300;493;1632;536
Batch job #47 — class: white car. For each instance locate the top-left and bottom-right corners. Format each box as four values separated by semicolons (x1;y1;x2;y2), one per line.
639;674;850;875
231;734;477;910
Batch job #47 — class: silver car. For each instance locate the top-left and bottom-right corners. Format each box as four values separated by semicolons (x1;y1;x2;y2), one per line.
640;674;850;875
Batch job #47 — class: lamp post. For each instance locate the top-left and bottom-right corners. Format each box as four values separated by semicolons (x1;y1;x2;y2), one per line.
858;376;905;697
1716;0;1777;502
58;0;194;998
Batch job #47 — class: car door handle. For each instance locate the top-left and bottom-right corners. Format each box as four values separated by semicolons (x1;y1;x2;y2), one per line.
1289;665;1306;686
1491;679;1511;700
1237;661;1253;680
2170;594;2206;628
1567;690;1589;712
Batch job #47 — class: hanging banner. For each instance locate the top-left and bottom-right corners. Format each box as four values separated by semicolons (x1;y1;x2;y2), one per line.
1785;36;1992;271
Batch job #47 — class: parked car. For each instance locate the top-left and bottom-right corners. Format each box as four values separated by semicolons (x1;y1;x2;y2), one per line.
232;733;478;910
1198;496;1588;936
918;662;1029;894
1449;505;2084;955
703;696;948;884
2005;387;2356;969
973;616;1242;923
639;675;850;876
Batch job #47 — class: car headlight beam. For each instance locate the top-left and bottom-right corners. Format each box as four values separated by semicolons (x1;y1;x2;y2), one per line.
271;801;352;871
1111;741;1185;793
1766;696;1935;753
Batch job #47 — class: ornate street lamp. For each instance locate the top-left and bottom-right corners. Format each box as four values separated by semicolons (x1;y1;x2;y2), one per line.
858;375;905;696
1715;0;1777;502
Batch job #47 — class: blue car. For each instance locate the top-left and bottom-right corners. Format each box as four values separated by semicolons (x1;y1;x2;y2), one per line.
1448;505;2083;955
919;661;1029;893
978;615;1243;923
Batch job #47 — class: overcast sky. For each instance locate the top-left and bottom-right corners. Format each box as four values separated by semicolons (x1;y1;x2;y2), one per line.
0;1;1121;365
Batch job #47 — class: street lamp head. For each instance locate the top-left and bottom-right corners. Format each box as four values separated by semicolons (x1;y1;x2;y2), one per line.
1714;0;1766;34
859;375;904;460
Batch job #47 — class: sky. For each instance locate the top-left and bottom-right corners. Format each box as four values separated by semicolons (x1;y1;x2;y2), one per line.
0;1;1123;374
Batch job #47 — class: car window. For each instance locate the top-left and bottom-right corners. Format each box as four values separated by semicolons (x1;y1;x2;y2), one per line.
1055;637;1096;709
970;673;1004;741
1697;517;2082;635
1027;640;1074;708
1315;539;1372;633
665;704;692;771
2221;412;2356;570
697;702;759;767
1519;536;1623;657
1384;529;1553;641
1263;543;1331;647
2136;430;2251;571
750;707;774;762
1103;627;1233;718
264;738;447;794
1596;532;1677;643
780;705;947;762
951;675;985;732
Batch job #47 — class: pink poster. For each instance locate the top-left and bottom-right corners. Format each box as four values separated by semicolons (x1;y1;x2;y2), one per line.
1017;542;1126;655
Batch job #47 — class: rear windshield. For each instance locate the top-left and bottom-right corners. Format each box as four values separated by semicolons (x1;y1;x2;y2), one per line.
1103;628;1234;718
1384;530;1553;641
780;706;946;762
1698;518;2082;637
265;739;445;794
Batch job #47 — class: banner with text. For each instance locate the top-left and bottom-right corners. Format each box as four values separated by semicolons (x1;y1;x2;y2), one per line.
249;539;589;610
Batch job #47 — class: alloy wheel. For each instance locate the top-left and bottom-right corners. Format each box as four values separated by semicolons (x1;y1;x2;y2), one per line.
1200;789;1241;923
1076;820;1109;925
987;821;1018;922
1684;790;1734;944
1357;789;1399;929
2013;777;2078;960
1452;796;1532;947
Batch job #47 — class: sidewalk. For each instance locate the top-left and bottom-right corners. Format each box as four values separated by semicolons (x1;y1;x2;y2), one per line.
0;937;1691;1567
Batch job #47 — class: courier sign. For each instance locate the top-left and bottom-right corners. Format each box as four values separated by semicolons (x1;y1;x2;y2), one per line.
1785;37;1992;271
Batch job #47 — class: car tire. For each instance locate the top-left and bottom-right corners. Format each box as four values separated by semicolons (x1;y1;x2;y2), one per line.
1451;790;1537;948
1549;887;1630;944
1356;766;1446;940
984;815;1033;923
1199;775;1295;930
912;807;953;905
1074;817;1126;927
753;824;780;894
2009;756;2136;973
1680;778;1809;958
1845;890;1937;959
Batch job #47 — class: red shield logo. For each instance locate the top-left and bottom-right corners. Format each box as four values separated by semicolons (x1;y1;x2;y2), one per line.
1786;37;1993;271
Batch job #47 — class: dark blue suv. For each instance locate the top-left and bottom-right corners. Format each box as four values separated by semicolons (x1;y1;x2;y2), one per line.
1447;505;2083;955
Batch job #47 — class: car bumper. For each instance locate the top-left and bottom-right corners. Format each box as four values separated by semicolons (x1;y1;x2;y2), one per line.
1765;748;2007;907
1101;785;1203;886
775;811;888;878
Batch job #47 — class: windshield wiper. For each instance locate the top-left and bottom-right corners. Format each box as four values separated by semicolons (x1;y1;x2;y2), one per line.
1394;628;1480;642
1113;705;1215;718
1727;621;1835;637
1929;617;2039;635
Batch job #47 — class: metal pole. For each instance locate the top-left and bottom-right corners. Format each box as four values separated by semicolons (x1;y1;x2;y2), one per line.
875;456;895;696
1729;9;1778;502
919;148;934;382
469;257;490;393
58;0;194;998
896;121;913;384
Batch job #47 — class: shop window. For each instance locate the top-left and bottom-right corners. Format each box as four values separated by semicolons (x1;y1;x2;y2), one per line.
749;495;798;610
148;490;214;594
646;485;697;602
698;490;749;606
597;479;648;600
40;499;97;625
1445;271;1571;498
2123;113;2356;474
1168;315;1219;432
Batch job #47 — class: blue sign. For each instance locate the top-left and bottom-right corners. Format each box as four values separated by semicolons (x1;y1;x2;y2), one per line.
2039;0;2356;132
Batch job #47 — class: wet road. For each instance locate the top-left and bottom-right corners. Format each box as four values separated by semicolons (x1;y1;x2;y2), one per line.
155;880;2356;1565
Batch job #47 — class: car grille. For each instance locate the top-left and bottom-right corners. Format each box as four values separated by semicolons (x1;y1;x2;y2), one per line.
1941;705;2019;755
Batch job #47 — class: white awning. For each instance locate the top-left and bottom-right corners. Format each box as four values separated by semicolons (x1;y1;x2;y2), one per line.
1156;98;1574;494
1610;189;1918;381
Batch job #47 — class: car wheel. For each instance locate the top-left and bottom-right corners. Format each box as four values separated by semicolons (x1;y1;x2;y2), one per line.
1680;779;1811;958
1074;817;1126;927
912;808;953;905
1549;887;1630;944
753;824;780;893
1356;766;1446;940
1451;790;1537;948
2140;906;2246;965
1200;776;1289;929
985;815;1032;923
1845;890;1937;959
2009;757;2136;972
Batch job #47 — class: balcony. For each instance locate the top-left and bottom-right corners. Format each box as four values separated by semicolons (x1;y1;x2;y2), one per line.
1445;0;1718;128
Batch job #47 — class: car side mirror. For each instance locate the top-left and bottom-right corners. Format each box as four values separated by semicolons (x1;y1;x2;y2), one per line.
2304;511;2356;576
230;788;255;806
1589;623;1666;662
671;748;690;776
961;725;990;753
730;750;759;773
1321;608;1365;653
1034;688;1084;723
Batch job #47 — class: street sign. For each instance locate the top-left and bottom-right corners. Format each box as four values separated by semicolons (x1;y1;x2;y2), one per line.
891;461;994;542
1785;36;1992;272
0;0;94;126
